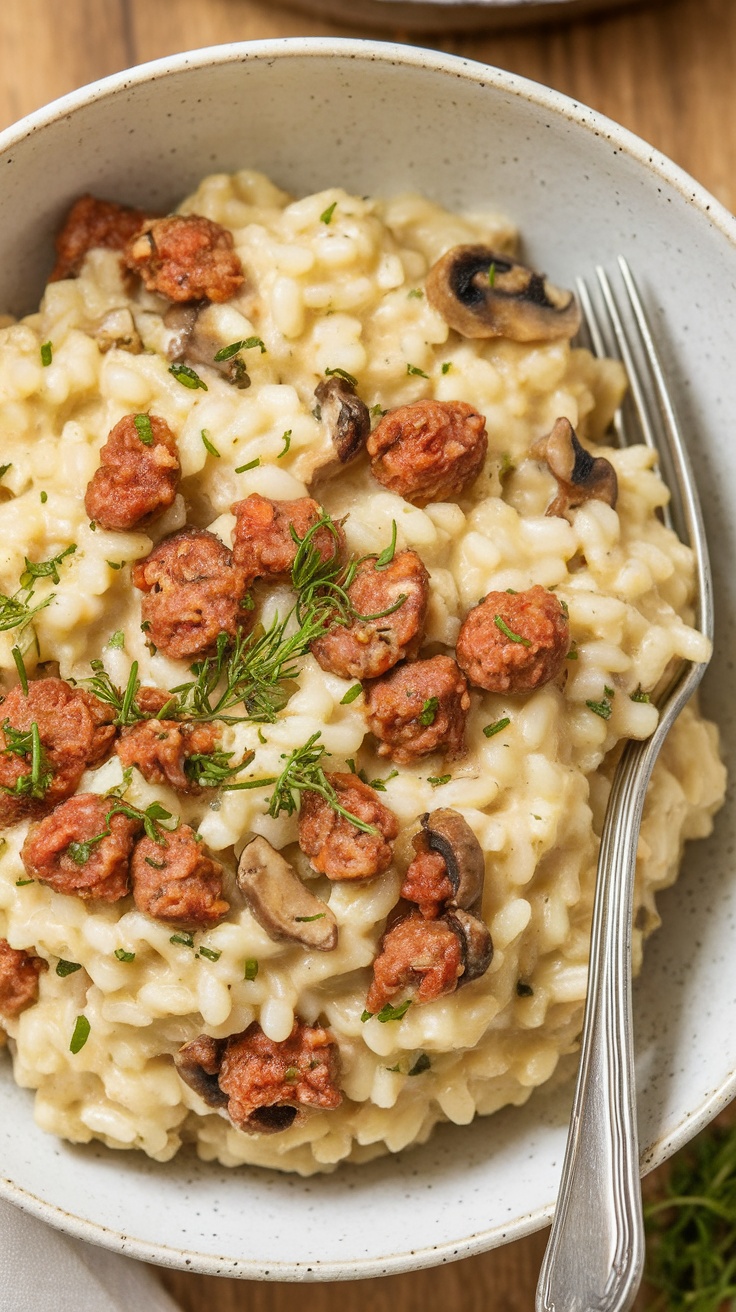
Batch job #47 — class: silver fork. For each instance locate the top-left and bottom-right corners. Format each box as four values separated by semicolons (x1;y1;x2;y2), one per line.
535;258;714;1312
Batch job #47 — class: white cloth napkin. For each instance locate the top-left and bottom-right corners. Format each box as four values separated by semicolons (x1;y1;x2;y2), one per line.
0;1198;180;1312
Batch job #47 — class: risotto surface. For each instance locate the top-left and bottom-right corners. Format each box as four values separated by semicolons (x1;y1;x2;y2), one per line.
0;170;725;1174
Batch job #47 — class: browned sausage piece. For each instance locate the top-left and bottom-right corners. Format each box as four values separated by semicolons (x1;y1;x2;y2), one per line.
364;654;470;764
218;1021;342;1132
134;686;178;717
400;842;454;920
132;528;251;661
456;585;570;694
298;772;398;882
367;399;488;506
123;215;244;303
130;824;228;929
366;914;464;1013
116;719;219;793
0;939;47;1017
0;678;116;828
84;414;180;531
22;793;142;902
310;550;430;681
231;494;343;584
50;194;150;282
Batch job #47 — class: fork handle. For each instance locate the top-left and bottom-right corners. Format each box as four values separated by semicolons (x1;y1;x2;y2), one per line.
535;732;662;1312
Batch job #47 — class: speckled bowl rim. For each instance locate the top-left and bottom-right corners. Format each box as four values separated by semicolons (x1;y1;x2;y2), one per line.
0;37;734;1281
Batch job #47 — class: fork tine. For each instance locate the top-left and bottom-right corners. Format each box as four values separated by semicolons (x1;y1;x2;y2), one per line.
575;276;627;450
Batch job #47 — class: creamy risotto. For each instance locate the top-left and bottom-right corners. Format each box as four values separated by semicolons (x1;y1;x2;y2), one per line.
0;170;725;1175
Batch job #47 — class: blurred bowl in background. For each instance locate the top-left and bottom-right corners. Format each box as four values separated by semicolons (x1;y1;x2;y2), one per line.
275;0;661;34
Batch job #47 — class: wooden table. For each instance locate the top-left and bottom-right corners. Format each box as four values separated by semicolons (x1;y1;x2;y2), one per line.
0;0;733;1306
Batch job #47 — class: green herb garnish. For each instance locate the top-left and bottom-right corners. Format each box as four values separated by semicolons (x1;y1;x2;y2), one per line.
56;960;82;977
69;1016;90;1053
294;913;326;923
40;341;52;367
170;933;194;949
324;367;357;386
340;684;363;705
184;747;255;790
0;463;11;479
419;697;439;727
483;717;510;738
40;490;47;504
406;364;429;378
114;949;135;963
244;959;259;981
488;262;496;286
428;775;451;787
278;429;292;458
375;520;398;570
201;429;220;458
133;414;154;446
441;362;452;375
235;458;260;473
108;630;125;650
494;615;531;647
198;946;221;962
214;337;266;361
376;999;412;1023
12;646;28;694
169;362;208;390
249;732;378;835
408;1053;431;1076
320;201;337;225
631;685;651;703
586;695;613;720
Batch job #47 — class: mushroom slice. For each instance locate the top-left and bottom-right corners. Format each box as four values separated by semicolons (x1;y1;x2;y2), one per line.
420;809;486;913
164;302;252;389
446;908;493;985
532;416;618;517
426;245;581;342
244;1105;300;1134
94;307;142;355
174;1034;228;1109
237;836;338;951
315;375;371;466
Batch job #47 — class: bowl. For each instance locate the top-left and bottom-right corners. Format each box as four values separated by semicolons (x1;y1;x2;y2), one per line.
0;38;735;1281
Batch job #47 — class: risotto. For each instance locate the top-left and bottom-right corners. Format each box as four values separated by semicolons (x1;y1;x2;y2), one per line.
0;170;725;1175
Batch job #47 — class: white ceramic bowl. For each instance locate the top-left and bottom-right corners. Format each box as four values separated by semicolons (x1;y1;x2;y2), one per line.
0;39;734;1281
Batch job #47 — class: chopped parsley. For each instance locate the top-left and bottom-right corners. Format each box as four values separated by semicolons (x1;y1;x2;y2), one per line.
278;429;292;458
631;685;650;703
294;913;326;923
586;694;614;720
133;414;154;446
375;520;398;569
12;646;28;694
197;946;221;962
419;697;439;727
106;560;124;571
15;878;34;887
170;933;194;949
0;720;53;801
369;769;398;792
483;717;511;738
200;429;220;458
407;288;424;299
441;362;452;375
369;404;386;419
325;366;358;386
320;201;337;225
340;683;363;705
244;959;259;981
377;999;412;1023
56;960;82;977
114;949;135;963
406;363;429;378
107;630;125;650
0;463;11;479
40;341;52;367
494;615;531;647
214;337;266;360
19;544;76;589
69;1016;90;1054
235;457;260;473
488;262;496;286
39;490;47;504
428;774;451;787
169;362;207;390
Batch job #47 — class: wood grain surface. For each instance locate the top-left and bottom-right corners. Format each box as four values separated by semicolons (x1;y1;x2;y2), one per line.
0;1;733;1307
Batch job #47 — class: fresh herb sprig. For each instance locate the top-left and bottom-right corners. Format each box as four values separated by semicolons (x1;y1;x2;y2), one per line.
0;545;76;635
84;660;146;727
291;516;406;631
0;720;53;800
184;748;255;789
243;732;377;834
643;1117;736;1311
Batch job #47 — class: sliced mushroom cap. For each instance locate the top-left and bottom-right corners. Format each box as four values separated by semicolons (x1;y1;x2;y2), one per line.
174;1034;228;1109
420;809;486;913
242;1105;300;1134
237;836;338;951
446;908;493;985
531;417;618;517
164;302;252;389
315;376;371;466
426;245;581;343
94;306;142;355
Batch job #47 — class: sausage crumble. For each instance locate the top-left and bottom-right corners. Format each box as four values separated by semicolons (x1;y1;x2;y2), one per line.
22;793;142;902
231;494;343;584
0;939;47;1018
123;214;244;303
367;399;488;505
364;654;470;764
85;413;180;531
130;824;228;929
310;550;430;681
456;585;570;694
298;772;398;881
366;915;464;1013
50;194;150;282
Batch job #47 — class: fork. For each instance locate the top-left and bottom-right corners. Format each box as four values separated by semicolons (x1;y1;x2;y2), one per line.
535;258;714;1312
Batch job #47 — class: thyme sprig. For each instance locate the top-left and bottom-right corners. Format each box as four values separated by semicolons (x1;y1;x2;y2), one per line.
84;660;146;727
0;545;76;634
291;516;406;630
240;732;377;834
0;720;53;800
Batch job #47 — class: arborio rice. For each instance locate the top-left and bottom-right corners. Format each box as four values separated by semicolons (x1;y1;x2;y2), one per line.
0;169;725;1175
